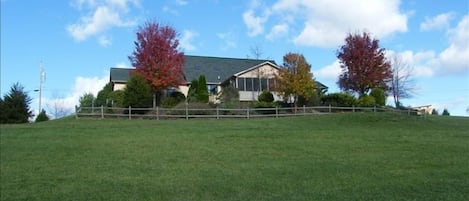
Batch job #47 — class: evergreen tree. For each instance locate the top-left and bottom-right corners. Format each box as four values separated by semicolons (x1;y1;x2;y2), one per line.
35;109;49;122
95;82;113;107
123;74;153;108
108;90;124;107
0;83;33;123
442;109;450;116
79;93;95;108
197;75;209;103
187;79;198;102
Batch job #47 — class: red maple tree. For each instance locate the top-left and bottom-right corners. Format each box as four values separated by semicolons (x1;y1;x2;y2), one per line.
337;32;392;96
129;21;184;101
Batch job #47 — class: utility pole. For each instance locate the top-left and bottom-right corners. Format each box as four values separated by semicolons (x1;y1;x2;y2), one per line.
39;62;45;112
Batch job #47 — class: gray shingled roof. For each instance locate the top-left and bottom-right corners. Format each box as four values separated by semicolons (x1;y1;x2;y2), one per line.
184;55;275;83
110;55;276;83
110;67;133;83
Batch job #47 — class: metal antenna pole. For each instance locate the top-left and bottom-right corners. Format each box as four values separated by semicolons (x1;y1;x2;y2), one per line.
39;62;44;112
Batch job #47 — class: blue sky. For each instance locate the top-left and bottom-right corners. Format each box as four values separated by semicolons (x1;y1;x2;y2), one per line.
1;0;468;116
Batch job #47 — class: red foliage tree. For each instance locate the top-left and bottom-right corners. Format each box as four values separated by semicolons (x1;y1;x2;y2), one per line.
129;20;184;106
337;32;392;96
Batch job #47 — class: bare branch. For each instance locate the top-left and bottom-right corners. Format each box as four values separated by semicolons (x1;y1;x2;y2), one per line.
389;55;417;107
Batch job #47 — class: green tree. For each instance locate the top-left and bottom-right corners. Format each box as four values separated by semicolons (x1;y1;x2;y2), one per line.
258;90;274;103
370;88;386;106
357;95;376;107
108;90;124;107
442;109;450;116
431;108;439;115
95;82;113;107
35;109;49;122
187;79;198;103
0;83;33;123
321;92;357;107
197;75;209;103
123;74;153;108
275;53;316;107
79;93;95;108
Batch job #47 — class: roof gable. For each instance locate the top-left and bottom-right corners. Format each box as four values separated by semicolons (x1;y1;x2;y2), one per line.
233;61;279;77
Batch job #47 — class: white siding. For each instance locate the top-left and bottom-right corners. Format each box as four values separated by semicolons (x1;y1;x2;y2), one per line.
237;64;278;78
113;83;126;91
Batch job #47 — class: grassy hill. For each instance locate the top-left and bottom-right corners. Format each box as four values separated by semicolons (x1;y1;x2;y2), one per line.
1;113;468;201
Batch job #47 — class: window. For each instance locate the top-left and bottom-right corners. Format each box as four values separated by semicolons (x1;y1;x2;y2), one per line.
208;84;217;95
261;78;268;91
237;78;245;91
253;78;260;91
246;78;253;91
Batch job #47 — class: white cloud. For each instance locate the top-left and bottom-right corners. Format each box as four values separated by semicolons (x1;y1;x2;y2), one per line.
162;6;179;15
175;0;188;6
43;73;109;115
98;35;112;47
243;10;270;37
420;12;455;31
243;0;271;37
67;0;139;42
180;30;199;51
246;0;408;48
266;23;288;40
217;32;237;51
437;15;469;74
114;62;132;68
386;50;436;77
315;60;341;81
384;16;469;77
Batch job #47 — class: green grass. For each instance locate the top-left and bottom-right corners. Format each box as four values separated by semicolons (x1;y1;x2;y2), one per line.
1;113;468;201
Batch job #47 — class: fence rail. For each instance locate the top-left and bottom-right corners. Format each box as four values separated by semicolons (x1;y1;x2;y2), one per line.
75;105;425;120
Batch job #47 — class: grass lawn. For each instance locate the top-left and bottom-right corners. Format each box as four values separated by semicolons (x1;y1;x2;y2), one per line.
1;113;468;201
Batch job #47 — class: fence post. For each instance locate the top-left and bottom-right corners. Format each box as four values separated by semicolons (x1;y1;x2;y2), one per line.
276;107;278;118
408;108;410;116
129;106;131;120
353;105;355;113
216;107;219;119
185;102;189;120
374;105;376;113
247;108;250;119
329;104;331;113
101;106;104;119
156;106;159;120
303;105;306;116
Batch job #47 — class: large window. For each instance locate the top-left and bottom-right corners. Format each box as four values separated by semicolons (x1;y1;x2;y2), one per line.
237;77;277;91
245;78;253;91
237;78;245;91
261;78;268;91
253;78;260;91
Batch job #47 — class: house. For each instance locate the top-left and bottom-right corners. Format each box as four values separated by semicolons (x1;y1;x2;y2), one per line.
110;55;327;102
412;105;433;115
